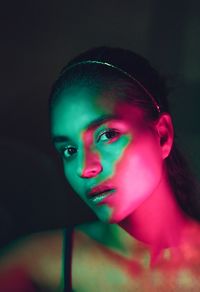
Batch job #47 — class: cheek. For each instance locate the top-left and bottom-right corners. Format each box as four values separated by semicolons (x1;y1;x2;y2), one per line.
129;154;162;188
114;140;163;195
63;163;83;197
98;135;131;176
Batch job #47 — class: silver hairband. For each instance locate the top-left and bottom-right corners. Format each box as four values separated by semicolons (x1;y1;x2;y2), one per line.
63;60;160;113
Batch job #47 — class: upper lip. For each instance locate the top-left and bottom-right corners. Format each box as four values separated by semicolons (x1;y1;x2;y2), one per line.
87;184;115;198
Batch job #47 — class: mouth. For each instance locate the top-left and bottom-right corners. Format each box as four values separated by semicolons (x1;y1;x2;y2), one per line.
87;185;116;204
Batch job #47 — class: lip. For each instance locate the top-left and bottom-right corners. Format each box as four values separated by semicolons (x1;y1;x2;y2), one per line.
87;184;116;204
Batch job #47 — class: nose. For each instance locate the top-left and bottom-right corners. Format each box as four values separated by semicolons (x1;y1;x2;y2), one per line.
80;162;103;178
77;149;103;178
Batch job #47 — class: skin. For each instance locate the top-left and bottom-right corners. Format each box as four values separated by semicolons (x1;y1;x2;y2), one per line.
51;84;163;223
1;80;200;291
51;82;193;258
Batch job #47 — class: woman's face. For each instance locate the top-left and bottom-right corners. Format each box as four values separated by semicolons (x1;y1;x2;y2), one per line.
51;83;164;223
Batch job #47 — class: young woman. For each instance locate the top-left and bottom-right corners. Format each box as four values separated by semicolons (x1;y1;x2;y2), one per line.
1;46;200;291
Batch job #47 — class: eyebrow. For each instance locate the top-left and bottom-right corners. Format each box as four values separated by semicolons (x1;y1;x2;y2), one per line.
52;135;70;144
52;114;119;144
86;114;119;129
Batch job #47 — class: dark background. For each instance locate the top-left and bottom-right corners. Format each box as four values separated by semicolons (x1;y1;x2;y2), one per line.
0;0;200;247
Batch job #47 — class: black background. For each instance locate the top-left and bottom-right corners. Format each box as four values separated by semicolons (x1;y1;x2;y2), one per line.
0;0;200;246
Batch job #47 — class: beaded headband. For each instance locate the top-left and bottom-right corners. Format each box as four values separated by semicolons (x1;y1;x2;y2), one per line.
63;60;160;113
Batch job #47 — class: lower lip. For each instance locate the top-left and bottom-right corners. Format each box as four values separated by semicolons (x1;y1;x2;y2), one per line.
88;189;115;205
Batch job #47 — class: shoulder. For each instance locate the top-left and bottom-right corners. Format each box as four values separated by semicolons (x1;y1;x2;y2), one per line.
0;223;111;291
0;229;64;291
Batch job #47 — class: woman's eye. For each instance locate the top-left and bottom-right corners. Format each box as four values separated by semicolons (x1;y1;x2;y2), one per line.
97;129;120;143
62;146;77;158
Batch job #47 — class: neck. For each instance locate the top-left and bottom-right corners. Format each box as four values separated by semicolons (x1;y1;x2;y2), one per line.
119;171;191;265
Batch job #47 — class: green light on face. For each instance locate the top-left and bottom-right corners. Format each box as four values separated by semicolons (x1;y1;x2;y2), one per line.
51;82;163;224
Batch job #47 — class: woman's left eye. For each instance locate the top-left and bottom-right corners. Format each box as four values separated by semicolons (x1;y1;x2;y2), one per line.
97;129;120;143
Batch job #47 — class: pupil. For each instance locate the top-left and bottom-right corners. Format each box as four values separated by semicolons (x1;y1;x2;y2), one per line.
106;131;115;139
68;147;76;154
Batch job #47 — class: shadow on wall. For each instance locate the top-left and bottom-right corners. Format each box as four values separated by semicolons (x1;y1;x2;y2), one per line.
0;137;94;248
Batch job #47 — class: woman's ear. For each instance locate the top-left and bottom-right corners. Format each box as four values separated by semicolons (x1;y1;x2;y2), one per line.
155;113;174;159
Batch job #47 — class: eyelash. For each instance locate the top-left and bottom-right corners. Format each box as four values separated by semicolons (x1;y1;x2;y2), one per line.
61;145;77;159
96;128;121;143
61;129;121;159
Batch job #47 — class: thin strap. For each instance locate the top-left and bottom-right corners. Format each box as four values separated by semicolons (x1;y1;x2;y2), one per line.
63;227;74;292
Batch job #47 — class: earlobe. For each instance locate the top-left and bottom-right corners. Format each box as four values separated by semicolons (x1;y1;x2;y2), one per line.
156;114;174;159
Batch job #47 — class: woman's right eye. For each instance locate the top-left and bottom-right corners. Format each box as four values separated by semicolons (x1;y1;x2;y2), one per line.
62;146;77;158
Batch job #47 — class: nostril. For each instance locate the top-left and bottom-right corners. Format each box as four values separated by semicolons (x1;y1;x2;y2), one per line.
80;164;103;178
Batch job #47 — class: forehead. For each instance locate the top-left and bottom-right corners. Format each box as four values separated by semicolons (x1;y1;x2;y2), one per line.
50;84;145;137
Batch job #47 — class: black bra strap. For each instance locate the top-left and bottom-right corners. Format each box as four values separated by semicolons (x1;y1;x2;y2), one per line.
63;226;74;292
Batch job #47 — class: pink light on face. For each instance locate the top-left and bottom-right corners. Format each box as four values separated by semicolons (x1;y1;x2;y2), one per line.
52;84;172;226
106;142;162;222
73;98;164;224
95;102;164;223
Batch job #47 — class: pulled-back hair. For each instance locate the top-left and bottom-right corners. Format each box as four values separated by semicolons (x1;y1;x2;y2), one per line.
50;46;200;221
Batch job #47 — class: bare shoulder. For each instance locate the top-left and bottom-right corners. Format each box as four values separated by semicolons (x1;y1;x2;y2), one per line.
0;222;117;291
0;229;64;291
